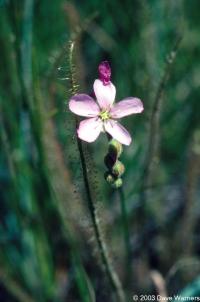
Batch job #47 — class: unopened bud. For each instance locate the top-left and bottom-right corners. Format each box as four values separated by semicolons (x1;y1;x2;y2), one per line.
104;154;116;169
98;61;111;85
111;178;123;189
108;139;123;158
104;171;115;184
112;160;125;177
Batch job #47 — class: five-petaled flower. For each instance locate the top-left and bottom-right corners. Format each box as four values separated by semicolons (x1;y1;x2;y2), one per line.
69;64;144;145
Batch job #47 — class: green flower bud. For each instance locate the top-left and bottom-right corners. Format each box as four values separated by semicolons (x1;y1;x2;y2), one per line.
104;171;115;184
111;178;123;189
108;139;123;158
112;160;125;177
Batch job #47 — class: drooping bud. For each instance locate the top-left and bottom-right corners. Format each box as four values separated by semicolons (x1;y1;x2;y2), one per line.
98;61;111;85
104;153;117;170
108;139;123;158
104;171;115;184
104;138;124;189
111;178;123;189
112;160;125;177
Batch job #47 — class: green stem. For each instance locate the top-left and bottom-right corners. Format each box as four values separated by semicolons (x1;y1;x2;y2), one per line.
140;35;182;214
77;139;125;302
68;41;125;302
106;134;132;288
118;187;132;284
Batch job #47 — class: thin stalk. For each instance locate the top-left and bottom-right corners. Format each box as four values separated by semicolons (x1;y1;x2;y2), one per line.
118;187;132;284
140;35;182;213
106;132;132;285
78;139;125;302
68;42;125;302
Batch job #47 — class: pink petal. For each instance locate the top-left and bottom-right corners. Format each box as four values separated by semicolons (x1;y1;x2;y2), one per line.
104;119;132;146
93;79;116;109
69;94;100;117
77;117;103;143
110;97;144;118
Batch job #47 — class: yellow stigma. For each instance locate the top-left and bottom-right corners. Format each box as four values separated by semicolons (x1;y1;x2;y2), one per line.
99;110;110;121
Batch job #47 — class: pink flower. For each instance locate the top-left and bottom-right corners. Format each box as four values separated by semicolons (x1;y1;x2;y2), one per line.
69;79;144;145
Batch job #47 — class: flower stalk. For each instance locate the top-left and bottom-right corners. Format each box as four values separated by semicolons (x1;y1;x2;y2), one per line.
104;138;132;283
68;41;125;302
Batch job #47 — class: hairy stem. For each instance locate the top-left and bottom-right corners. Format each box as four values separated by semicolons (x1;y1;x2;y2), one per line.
68;41;125;302
79;140;125;302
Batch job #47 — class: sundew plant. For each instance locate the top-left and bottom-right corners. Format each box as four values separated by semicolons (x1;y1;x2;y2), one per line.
1;1;200;302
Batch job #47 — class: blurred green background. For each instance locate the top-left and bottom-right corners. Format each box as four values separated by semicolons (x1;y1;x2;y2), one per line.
0;0;200;301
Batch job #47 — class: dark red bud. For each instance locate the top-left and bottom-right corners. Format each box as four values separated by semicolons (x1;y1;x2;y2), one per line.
98;61;111;85
104;153;117;169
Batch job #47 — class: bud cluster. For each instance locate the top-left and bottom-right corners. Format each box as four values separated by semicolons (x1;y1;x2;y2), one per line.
104;139;125;188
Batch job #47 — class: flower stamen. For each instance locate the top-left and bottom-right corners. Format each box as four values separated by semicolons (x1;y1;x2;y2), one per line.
99;110;110;121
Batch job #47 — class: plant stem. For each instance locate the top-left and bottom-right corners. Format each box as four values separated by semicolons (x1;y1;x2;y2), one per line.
106;133;132;284
140;35;182;214
77;139;125;302
106;128;132;289
68;41;125;302
118;187;132;284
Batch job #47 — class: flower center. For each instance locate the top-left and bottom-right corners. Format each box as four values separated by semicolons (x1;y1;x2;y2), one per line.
99;110;110;121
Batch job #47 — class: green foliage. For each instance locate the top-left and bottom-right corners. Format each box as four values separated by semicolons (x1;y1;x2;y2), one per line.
1;0;200;301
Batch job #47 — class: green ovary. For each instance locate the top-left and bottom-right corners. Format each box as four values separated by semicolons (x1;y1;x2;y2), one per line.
99;110;110;121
